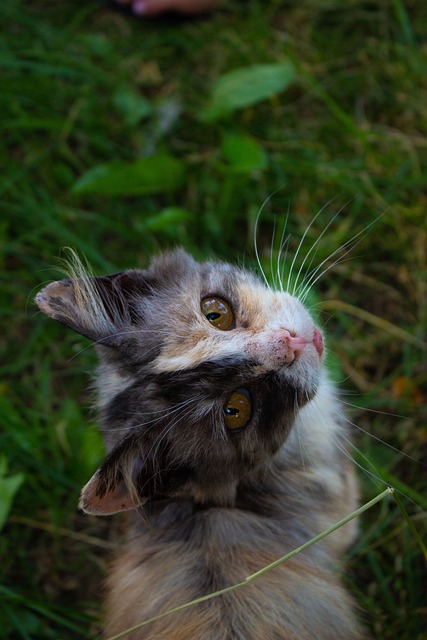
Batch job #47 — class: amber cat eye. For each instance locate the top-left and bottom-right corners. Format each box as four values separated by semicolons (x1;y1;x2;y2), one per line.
224;388;252;431
201;297;234;330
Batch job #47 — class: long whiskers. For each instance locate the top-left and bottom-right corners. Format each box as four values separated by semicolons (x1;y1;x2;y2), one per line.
285;196;339;294
297;211;385;303
291;198;352;298
67;327;189;361
139;395;211;491
269;216;278;291
254;187;286;291
333;414;425;513
338;409;426;468
109;396;204;433
332;430;388;488
276;205;290;293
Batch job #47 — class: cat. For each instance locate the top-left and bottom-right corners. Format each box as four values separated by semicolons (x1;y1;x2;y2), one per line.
35;248;366;639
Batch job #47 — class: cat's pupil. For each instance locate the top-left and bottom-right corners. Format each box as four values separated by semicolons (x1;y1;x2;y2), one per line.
224;388;252;431
201;297;234;331
207;312;221;321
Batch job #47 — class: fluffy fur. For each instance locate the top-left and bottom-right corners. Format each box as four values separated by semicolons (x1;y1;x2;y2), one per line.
36;249;365;639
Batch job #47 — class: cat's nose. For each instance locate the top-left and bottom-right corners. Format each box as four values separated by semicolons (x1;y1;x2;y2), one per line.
276;328;324;361
276;329;307;363
246;329;321;367
281;330;308;352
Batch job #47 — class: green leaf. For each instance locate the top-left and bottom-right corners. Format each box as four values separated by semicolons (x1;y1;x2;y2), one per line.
221;134;267;174
113;87;152;126
202;62;295;121
136;207;193;233
0;457;24;531
73;155;187;196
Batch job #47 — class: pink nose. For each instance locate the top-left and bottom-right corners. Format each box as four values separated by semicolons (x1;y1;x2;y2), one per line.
276;330;307;363
285;331;308;352
277;328;324;361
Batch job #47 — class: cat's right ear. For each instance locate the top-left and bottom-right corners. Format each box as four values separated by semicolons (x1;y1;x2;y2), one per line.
35;270;152;347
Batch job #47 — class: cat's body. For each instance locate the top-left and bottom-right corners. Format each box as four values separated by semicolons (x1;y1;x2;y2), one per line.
36;249;365;639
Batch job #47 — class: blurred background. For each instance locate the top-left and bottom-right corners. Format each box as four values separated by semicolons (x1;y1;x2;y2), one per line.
1;0;426;638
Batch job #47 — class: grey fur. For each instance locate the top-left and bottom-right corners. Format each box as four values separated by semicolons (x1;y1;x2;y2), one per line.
36;249;366;639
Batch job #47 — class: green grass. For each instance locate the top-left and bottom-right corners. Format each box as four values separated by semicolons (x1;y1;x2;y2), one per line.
1;0;426;638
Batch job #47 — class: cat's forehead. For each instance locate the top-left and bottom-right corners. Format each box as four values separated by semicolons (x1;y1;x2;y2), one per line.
151;253;260;313
154;258;296;329
163;257;307;330
154;252;276;310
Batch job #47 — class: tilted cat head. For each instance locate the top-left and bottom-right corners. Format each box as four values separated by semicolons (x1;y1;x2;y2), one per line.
36;249;324;514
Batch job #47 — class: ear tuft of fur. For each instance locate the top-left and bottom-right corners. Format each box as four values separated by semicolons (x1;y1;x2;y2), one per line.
35;249;152;346
79;470;147;516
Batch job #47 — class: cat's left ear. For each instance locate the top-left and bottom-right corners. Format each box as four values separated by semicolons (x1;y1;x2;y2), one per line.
79;436;147;515
35;270;152;346
79;437;193;515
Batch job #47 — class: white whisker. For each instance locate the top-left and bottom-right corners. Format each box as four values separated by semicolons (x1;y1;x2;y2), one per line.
287;197;339;295
67;328;189;361
106;396;203;433
298;211;385;303
270;216;278;290
339;411;426;468
253;187;286;290
254;200;272;291
340;399;408;420
292;199;352;297
332;430;387;488
276;207;290;293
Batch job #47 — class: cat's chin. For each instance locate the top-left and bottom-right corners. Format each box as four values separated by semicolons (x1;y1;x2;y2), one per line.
274;362;320;408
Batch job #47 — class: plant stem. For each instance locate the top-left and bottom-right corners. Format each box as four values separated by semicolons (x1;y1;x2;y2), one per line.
105;487;394;640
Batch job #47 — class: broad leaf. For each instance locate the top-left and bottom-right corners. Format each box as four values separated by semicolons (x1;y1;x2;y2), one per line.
137;207;193;232
73;155;186;196
202;62;295;121
221;134;267;174
113;87;152;126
